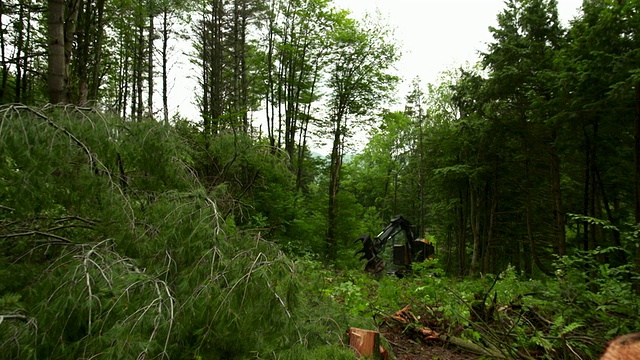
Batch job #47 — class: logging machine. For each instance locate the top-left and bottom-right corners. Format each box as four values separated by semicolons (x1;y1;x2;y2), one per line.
355;216;434;276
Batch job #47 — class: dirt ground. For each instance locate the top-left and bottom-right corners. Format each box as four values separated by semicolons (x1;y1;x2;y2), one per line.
375;305;482;360
379;323;480;360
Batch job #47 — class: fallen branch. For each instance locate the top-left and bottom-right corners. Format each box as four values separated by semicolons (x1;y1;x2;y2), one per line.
440;334;506;359
0;314;31;323
0;231;73;244
387;306;507;359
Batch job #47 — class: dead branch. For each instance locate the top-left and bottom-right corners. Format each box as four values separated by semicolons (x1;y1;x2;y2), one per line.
0;314;31;323
0;231;73;244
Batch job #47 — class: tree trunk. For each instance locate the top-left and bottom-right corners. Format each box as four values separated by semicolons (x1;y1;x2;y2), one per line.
595;165;625;264
635;82;640;292
161;7;170;125
327;116;344;260
212;0;224;134
583;129;591;251
64;0;80;102
48;0;68;103
75;0;91;104
418;112;426;237
265;7;276;149
483;178;498;274
20;5;32;102
458;187;467;275
148;12;155;118
15;1;25;102
136;24;144;121
200;11;210;139
0;0;7;102
550;131;566;256
239;0;249;132
469;181;481;276
296;69;319;190
90;0;106;101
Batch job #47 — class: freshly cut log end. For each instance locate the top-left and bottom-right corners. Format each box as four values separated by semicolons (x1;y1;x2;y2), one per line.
601;332;640;360
347;327;388;360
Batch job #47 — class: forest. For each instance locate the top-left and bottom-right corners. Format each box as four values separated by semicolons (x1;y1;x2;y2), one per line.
1;0;639;359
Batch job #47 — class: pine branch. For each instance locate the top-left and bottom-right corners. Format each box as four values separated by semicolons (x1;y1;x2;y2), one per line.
0;231;73;244
0;314;31;323
0;205;15;212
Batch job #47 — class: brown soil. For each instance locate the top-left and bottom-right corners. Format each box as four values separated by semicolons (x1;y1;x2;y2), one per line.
377;305;482;360
379;323;480;360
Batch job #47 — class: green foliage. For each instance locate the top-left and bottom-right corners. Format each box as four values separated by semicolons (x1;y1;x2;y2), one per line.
323;254;639;359
0;105;354;359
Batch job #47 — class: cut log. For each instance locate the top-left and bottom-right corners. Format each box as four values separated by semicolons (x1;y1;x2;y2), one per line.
601;332;640;360
348;327;387;359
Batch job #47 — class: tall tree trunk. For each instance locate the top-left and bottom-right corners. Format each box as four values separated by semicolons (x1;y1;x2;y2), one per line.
634;82;640;292
469;181;481;276
239;0;249;132
595;165;625;264
0;0;7;102
549;131;566;256
64;0;80;102
458;187;467;276
148;12;155;118
524;154;552;275
20;6;32;102
583;129;592;251
90;0;106;101
201;11;210;139
161;7;169;125
296;68;319;190
119;41;130;118
265;7;276;149
75;0;91;104
48;0;68;103
136;24;144;121
587;122;599;252
213;0;224;134
418;112;426;236
483;170;498;274
327;118;344;260
521;115;550;276
15;1;25;102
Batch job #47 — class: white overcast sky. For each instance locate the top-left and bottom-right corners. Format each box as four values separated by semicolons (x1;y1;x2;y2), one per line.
331;0;584;102
170;0;584;122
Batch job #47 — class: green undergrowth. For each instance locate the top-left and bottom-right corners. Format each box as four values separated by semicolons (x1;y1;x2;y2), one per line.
319;256;640;359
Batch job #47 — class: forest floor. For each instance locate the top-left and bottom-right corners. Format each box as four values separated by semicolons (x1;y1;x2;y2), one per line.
377;305;482;360
380;325;480;360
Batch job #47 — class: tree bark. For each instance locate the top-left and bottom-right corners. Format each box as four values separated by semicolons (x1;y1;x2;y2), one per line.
136;24;144;121
469;181;481;276
549;131;566;256
90;0;106;101
161;7;169;125
64;0;80;102
458;186;467;275
15;1;25;102
327;113;344;260
48;0;68;103
148;12;155;118
635;82;640;292
0;0;7;102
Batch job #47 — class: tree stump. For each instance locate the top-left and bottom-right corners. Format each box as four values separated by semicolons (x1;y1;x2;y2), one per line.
348;327;387;359
601;332;640;359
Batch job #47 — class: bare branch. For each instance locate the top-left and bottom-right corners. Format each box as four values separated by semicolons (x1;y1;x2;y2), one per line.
0;231;73;244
